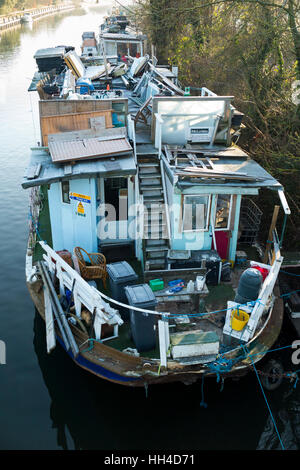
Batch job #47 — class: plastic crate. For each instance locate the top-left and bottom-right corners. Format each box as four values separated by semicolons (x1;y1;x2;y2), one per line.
149;279;164;291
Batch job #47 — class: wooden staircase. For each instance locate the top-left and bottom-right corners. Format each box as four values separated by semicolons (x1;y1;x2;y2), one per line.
137;144;169;270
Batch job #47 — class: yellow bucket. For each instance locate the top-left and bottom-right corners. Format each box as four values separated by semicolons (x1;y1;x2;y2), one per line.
231;308;249;331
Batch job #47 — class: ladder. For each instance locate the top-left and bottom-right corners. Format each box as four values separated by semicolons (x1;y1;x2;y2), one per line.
137;144;169;270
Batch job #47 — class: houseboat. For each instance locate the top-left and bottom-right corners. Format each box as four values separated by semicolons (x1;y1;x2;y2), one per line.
81;32;99;59
22;26;291;388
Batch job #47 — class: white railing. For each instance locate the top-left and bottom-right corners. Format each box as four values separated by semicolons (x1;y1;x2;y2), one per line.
154;113;163;156
159;158;171;246
40;242;123;341
201;87;217;97
135;193;144;263
39;242;170;365
127;114;137;164
223;254;283;342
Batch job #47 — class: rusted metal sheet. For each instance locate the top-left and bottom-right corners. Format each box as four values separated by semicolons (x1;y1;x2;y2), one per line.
48;137;132;163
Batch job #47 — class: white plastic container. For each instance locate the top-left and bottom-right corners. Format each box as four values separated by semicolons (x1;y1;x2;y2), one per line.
187;280;194;293
196;275;205;291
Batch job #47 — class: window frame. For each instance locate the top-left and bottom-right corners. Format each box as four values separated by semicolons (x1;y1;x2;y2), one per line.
181;194;211;233
61;180;70;205
214;194;232;231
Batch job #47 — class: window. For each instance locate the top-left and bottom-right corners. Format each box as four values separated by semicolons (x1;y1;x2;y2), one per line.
61;181;70;204
182;195;210;231
215;195;232;229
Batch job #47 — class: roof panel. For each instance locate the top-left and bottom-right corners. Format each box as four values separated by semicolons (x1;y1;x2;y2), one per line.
48;137;132;163
22;149;136;189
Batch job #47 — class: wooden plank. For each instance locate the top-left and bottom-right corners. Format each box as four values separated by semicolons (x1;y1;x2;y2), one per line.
43;286;56;354
39;99;113;117
179;166;248;176
205;156;215;169
41;110;114;146
263;205;280;263
167;145;249;158
48;126;126;143
158;319;168;367
27;163;41;180
176;171;262;181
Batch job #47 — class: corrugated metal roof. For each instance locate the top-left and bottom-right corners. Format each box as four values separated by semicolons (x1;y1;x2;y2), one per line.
48;137;132;163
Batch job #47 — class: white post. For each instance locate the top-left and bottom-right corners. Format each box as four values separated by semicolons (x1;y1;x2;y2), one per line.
44;285;56;354
73;286;82;318
158;317;170;368
154;113;163;156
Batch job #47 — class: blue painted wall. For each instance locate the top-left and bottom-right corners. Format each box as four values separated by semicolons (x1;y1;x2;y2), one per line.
170;191;213;251
48;178;97;254
169;185;259;262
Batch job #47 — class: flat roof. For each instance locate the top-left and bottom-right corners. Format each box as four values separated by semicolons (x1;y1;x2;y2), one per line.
163;147;282;189
22;148;136;189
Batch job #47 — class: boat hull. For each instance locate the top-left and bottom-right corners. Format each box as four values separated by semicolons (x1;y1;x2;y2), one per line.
27;275;284;388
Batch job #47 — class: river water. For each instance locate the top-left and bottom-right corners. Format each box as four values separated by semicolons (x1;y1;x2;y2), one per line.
0;3;299;452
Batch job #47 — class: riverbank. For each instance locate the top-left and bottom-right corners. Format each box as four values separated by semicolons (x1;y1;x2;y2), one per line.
0;3;75;32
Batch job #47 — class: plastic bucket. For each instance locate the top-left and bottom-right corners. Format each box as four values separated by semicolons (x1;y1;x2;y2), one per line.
231;308;250;331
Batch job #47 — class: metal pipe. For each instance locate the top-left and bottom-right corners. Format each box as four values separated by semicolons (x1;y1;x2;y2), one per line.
120;74;129;88
38;262;70;351
209;115;221;147
280;213;287;248
38;261;79;358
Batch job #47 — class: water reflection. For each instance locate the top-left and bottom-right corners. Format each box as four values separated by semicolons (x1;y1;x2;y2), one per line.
257;387;300;450
0;8;85;55
0;28;21;53
1;2;299;450
33;312;149;450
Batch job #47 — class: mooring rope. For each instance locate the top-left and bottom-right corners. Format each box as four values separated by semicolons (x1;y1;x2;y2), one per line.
243;345;285;450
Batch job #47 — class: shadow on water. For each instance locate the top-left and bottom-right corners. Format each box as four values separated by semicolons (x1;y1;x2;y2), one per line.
33;311;300;450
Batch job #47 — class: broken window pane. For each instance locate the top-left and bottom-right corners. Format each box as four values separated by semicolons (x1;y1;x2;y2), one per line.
215;194;231;229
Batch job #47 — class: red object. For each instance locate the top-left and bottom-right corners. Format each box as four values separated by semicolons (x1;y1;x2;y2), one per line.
214;231;230;260
106;84;110;91
251;265;269;281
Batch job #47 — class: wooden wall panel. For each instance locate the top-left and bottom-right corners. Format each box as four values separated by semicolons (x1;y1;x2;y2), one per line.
41;110;113;145
39;99;127;117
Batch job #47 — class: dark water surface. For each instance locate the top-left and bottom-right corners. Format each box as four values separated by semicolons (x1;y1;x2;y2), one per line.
0;4;299;452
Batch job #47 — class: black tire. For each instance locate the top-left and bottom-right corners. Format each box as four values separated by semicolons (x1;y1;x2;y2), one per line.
260;359;284;391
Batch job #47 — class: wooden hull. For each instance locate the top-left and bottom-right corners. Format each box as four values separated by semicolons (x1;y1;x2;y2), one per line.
27;277;284;388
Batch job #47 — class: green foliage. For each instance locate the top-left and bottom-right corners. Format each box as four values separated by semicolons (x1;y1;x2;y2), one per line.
0;0;57;14
137;0;300;249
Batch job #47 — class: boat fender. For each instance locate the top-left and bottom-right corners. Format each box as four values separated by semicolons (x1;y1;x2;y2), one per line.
260;359;284;391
